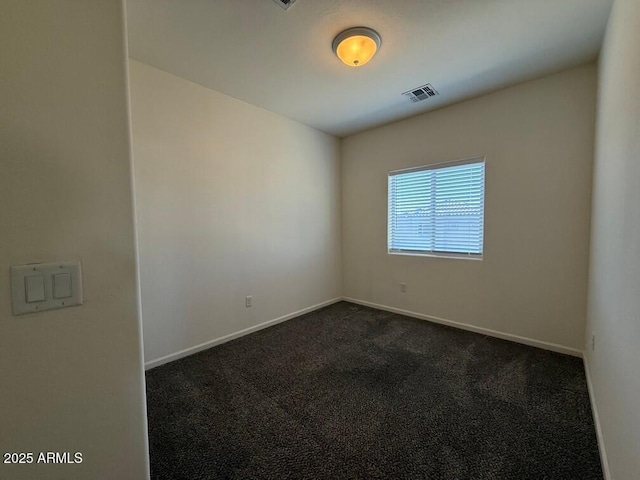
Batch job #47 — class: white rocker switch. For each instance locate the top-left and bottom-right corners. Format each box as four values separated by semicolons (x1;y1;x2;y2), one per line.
53;273;72;299
11;261;83;315
25;275;46;303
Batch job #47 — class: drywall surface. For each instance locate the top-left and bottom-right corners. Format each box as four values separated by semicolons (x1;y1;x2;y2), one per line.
585;0;640;477
0;1;149;479
342;64;596;351
129;61;342;365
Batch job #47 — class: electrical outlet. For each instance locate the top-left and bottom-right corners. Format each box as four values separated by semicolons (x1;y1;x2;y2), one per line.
400;282;407;293
245;296;252;308
591;332;595;351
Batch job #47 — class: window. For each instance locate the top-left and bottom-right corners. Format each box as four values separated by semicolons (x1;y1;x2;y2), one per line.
388;157;485;258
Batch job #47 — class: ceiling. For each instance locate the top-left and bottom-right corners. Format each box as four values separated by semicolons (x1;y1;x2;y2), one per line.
126;0;612;137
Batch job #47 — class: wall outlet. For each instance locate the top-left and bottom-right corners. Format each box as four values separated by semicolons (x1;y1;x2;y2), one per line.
400;282;407;293
245;296;252;308
591;332;595;351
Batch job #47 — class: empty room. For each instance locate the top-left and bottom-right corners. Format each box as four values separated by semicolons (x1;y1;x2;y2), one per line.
1;0;639;479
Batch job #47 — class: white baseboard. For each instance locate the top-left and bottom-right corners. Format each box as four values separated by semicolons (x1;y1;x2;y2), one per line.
147;295;582;365
144;297;342;370
342;297;583;358
583;354;611;480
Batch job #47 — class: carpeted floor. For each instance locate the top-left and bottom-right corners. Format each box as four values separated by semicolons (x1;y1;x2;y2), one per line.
145;301;603;479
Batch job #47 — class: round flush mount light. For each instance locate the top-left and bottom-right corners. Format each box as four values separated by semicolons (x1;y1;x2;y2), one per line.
332;27;381;67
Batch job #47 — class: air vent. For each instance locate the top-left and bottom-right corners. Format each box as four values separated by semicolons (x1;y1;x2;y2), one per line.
272;0;297;10
402;84;439;103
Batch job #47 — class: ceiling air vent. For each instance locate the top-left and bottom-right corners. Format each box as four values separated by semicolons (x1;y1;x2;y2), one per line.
402;84;439;103
272;0;297;10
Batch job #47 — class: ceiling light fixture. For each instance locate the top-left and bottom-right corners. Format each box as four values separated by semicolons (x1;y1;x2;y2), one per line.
332;27;381;67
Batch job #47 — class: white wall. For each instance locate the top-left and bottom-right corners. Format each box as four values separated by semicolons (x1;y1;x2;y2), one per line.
0;1;149;479
342;65;596;353
585;0;640;477
129;61;342;366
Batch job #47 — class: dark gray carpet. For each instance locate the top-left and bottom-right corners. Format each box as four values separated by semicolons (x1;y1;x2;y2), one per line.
146;301;603;480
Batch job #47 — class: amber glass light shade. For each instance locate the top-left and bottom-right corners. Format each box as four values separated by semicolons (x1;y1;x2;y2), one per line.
332;27;381;67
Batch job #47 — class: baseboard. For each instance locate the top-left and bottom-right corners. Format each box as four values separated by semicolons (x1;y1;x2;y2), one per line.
342;297;583;358
583;354;611;480
146;295;581;364
145;297;342;370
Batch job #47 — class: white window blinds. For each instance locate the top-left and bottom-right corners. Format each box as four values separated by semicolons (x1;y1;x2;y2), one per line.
388;158;485;257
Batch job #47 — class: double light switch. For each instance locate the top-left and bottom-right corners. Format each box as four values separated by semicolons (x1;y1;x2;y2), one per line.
11;261;83;315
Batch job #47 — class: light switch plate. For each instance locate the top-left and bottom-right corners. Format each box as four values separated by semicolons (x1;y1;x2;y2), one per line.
11;261;83;315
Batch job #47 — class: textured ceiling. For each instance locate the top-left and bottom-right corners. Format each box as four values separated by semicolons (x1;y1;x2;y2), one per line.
126;0;612;137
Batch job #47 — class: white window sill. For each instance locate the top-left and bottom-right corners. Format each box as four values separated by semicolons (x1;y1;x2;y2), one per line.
388;251;483;261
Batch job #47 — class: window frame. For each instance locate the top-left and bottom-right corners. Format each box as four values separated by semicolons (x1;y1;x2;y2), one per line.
387;155;486;260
